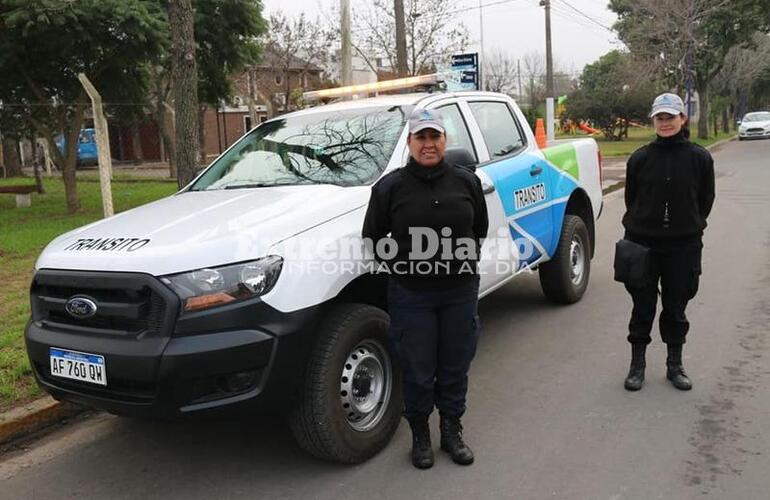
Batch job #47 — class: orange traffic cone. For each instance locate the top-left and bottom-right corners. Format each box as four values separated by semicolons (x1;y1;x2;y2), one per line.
535;118;547;149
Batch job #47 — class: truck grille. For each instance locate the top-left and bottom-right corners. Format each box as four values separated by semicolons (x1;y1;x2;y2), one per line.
30;270;178;337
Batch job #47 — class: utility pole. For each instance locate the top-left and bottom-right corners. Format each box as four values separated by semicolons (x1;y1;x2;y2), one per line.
395;0;408;76
540;0;555;142
341;0;353;86
478;0;485;90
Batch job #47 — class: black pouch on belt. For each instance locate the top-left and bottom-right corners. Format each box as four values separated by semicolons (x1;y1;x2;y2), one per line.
613;239;651;288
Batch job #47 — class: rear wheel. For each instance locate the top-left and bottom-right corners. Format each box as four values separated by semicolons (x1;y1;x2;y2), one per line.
539;214;591;304
289;303;402;463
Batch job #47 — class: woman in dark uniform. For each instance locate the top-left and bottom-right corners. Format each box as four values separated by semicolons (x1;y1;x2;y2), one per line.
621;93;715;391
362;108;489;469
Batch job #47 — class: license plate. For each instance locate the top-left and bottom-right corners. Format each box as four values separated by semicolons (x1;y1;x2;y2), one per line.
49;347;107;386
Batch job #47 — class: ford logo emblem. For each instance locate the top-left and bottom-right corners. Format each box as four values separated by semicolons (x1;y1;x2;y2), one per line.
65;296;97;319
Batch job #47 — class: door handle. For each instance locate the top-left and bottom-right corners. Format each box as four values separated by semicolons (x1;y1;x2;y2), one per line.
481;179;496;194
530;165;543;176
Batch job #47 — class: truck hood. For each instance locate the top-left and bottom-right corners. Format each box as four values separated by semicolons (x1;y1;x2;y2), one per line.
37;185;368;276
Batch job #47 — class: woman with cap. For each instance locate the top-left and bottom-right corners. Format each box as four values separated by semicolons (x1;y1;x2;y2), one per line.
620;93;715;391
362;108;489;469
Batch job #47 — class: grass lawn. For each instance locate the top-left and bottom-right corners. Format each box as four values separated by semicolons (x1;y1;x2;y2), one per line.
0;175;177;411
557;126;737;157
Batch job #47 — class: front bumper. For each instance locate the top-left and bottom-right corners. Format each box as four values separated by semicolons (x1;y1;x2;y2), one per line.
739;129;770;139
25;269;320;418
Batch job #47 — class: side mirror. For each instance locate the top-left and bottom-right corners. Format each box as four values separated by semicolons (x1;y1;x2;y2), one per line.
444;147;478;172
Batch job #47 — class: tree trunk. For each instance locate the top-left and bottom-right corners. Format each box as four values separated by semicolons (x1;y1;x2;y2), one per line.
696;81;709;140
712;112;718;137
32;140;44;194
198;106;207;164
169;0;200;189
155;105;176;178
722;106;730;134
60;105;87;213
131;121;144;165
285;72;292;112
2;137;23;177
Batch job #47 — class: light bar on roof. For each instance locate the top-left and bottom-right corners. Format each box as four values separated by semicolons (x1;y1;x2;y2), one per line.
303;73;443;101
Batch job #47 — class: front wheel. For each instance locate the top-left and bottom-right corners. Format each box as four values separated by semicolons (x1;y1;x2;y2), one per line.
539;214;591;304
288;303;402;463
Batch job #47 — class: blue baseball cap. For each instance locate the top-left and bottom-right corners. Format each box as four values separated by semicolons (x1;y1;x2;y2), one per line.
408;109;445;134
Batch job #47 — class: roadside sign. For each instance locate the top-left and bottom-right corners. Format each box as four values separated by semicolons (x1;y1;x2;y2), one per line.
449;52;479;91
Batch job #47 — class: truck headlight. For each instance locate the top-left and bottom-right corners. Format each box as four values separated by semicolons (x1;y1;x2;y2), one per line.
162;256;283;312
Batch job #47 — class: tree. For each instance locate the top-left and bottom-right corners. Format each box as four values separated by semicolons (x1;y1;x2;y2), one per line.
168;0;200;188
143;0;265;177
263;12;335;112
566;51;659;141
712;34;770;127
609;0;770;139
485;48;518;95
1;136;22;176
352;0;469;76
194;0;266;161
0;0;166;212
521;52;546;111
0;86;31;177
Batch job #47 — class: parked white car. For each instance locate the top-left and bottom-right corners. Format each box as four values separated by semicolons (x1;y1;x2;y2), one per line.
739;111;770;140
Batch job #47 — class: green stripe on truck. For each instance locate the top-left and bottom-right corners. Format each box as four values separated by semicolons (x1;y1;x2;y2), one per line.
542;143;579;180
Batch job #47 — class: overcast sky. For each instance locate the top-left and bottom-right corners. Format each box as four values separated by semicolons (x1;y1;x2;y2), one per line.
261;0;623;76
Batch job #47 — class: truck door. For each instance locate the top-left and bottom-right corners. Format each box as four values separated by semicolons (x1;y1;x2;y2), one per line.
464;100;554;270
433;102;515;291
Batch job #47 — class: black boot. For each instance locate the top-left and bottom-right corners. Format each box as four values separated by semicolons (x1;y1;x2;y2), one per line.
440;415;474;465
624;344;646;391
666;344;692;391
408;416;434;469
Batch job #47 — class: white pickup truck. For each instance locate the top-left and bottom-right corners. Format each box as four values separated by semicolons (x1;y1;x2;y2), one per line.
25;90;602;463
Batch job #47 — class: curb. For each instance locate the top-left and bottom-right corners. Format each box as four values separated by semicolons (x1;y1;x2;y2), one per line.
0;397;84;447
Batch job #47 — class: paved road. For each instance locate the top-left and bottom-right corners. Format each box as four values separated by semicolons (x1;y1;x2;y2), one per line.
3;139;770;499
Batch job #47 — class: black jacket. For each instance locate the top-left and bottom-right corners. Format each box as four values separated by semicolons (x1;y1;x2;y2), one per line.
362;157;489;291
623;131;715;240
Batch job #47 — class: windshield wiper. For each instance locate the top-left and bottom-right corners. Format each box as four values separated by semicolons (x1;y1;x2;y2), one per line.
223;183;273;189
222;182;310;190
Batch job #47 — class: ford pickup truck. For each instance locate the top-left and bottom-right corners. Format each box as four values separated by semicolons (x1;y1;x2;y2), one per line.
26;89;602;463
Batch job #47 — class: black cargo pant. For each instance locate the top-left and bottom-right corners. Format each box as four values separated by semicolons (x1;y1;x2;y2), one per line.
387;276;480;420
624;234;703;346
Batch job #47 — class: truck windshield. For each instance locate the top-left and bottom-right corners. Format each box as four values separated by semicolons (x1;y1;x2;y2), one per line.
190;105;409;190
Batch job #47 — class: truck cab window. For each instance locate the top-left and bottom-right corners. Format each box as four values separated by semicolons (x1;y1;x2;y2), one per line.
468;101;525;159
436;104;477;162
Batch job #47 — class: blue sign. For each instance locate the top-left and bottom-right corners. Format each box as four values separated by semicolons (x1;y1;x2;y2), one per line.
450;53;479;91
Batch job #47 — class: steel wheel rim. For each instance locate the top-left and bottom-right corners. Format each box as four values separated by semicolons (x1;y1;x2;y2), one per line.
570;234;586;286
340;339;392;432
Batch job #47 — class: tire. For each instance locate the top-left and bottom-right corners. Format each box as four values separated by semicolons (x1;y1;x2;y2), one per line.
539;214;591;304
288;303;402;463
